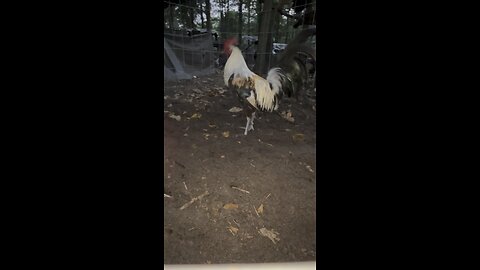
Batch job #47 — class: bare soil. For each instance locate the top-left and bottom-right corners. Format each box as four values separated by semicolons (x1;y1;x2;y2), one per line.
164;71;316;264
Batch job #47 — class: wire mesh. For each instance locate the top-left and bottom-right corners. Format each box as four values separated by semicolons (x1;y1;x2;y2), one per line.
163;0;316;82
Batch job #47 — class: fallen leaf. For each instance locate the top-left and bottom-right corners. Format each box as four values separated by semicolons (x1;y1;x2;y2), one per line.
168;113;181;121
222;131;230;138
292;133;304;142
227;226;239;235
306;165;314;173
257;204;264;215
280;110;295;123
223;203;239;210
258;228;280;244
190;113;202;119
229;107;243;113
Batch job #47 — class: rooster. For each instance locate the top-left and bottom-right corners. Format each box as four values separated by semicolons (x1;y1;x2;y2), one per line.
223;27;316;135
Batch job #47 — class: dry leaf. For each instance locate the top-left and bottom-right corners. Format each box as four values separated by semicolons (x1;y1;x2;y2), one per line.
292;133;304;142
229;107;243;113
227;226;239;235
306;165;314;173
190;113;202;119
223;203;239;210
280;110;295;123
222;131;230;138
259;228;280;244
257;204;264;214
168;113;181;121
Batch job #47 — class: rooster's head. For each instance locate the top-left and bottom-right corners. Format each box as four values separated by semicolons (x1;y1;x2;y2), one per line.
223;37;238;56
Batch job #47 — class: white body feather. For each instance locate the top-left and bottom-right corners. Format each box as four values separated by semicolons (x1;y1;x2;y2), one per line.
223;46;282;112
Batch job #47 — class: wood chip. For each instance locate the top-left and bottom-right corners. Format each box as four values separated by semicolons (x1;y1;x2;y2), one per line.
223;203;239;210
257;204;264;215
253;205;260;217
227;226;239;235
258;228;280;244
228;107;243;113
179;191;209;210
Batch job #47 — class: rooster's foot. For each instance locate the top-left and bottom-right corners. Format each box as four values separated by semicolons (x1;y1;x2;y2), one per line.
244;112;256;135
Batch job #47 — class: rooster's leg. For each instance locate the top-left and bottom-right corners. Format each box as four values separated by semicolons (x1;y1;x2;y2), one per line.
250;112;255;131
244;117;252;135
244;111;257;135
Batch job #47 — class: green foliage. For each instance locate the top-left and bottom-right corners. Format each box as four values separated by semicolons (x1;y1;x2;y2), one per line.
164;0;309;45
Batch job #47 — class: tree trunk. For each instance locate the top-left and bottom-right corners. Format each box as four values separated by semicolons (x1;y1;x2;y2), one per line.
200;3;205;29
273;6;280;42
246;0;250;35
225;0;230;35
205;0;212;31
188;0;195;29
256;0;263;36
303;0;314;29
219;0;225;40
255;0;274;75
169;5;175;29
238;0;243;45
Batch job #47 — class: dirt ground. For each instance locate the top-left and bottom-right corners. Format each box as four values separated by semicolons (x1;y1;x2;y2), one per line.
163;71;316;264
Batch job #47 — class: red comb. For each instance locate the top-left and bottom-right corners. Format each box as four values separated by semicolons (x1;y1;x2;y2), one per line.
226;37;239;44
223;37;238;54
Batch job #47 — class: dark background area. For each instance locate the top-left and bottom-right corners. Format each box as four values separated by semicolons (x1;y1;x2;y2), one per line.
4;1;458;268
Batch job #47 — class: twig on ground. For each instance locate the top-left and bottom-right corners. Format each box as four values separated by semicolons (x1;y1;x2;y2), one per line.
231;186;250;194
253;205;260;217
174;160;186;169
179;191;209;210
164;194;173;198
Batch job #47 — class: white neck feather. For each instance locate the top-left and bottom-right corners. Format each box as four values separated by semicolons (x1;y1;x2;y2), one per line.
223;46;254;86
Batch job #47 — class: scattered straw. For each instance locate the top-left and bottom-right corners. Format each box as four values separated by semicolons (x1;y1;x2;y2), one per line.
179;191;209;210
